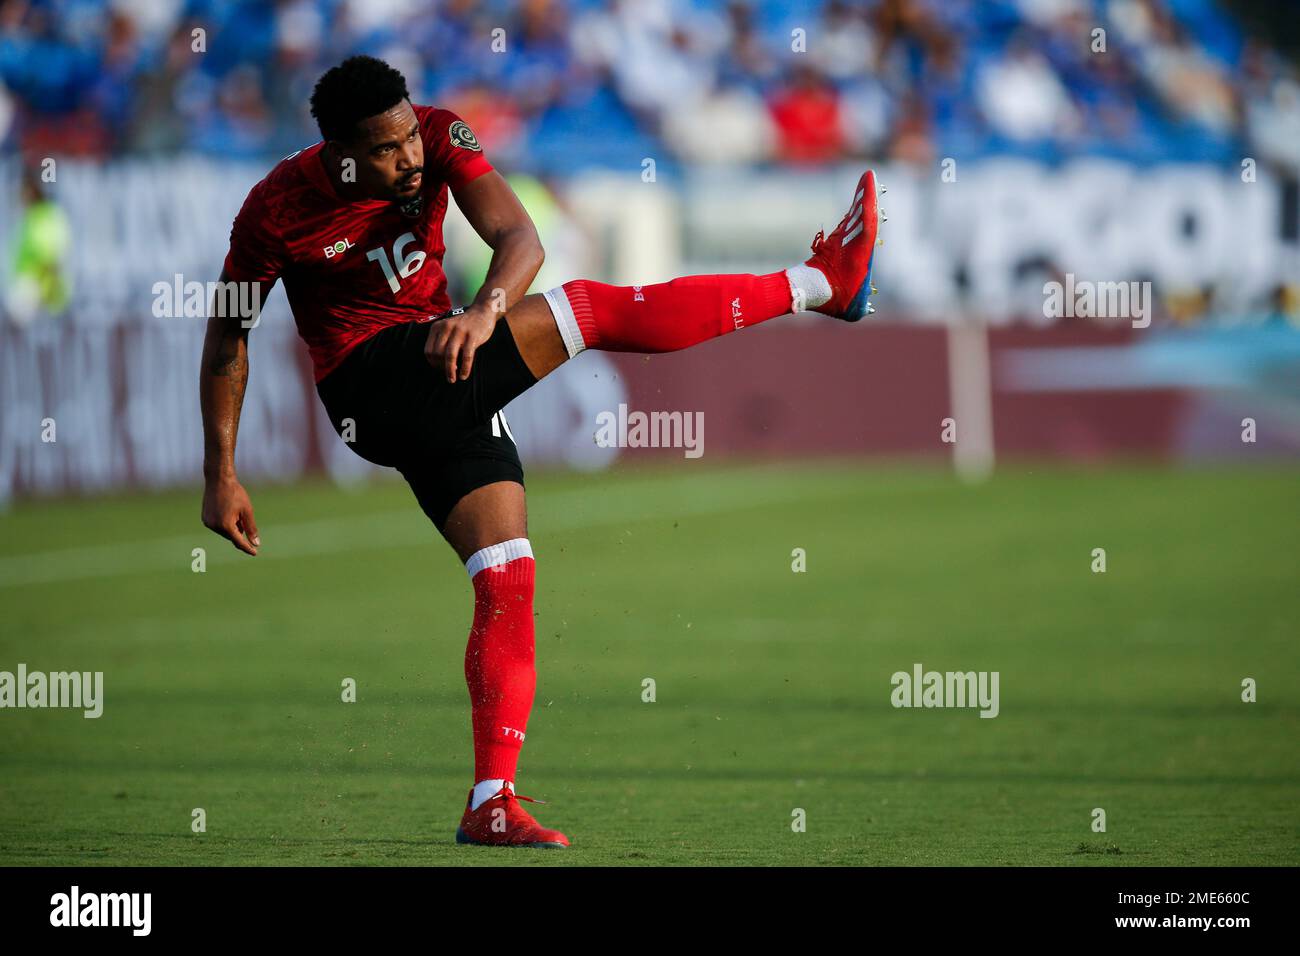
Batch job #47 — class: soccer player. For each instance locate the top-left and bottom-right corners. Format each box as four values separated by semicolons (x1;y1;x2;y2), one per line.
200;56;882;848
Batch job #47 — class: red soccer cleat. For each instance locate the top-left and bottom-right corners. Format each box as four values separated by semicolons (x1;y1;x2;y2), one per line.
455;787;569;848
803;168;884;322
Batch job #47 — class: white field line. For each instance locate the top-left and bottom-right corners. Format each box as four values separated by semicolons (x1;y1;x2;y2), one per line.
0;471;854;590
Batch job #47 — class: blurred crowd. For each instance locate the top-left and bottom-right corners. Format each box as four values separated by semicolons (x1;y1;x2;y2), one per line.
1;0;1299;173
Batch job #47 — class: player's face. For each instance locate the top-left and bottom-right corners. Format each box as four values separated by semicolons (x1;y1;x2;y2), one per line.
345;99;425;202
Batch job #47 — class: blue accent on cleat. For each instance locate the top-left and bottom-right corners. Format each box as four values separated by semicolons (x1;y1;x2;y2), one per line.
842;250;879;322
838;172;881;323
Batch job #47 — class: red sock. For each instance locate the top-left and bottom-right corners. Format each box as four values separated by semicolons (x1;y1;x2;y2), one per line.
464;544;536;783
543;273;795;355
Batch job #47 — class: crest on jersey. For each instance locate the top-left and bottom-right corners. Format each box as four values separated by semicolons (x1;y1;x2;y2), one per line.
448;120;481;152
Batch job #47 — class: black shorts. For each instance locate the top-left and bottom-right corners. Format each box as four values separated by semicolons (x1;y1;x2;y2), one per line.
316;316;538;530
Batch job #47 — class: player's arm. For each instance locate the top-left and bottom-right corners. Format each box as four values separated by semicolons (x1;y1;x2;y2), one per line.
199;272;271;556
425;170;544;383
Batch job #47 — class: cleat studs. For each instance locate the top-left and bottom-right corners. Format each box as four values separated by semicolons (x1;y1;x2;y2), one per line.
867;303;876;314
871;285;878;294
879;183;886;194
877;237;884;246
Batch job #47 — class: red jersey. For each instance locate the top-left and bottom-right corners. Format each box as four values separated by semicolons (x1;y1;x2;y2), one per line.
223;104;493;382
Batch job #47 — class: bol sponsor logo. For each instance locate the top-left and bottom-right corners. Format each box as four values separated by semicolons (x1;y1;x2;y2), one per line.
324;237;354;258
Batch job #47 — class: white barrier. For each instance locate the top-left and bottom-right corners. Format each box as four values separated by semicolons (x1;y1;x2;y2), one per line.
1;156;1291;500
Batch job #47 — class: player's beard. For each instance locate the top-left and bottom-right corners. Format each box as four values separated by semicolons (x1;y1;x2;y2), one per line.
396;169;424;217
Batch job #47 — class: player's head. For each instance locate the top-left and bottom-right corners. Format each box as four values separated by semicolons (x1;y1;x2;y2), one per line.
310;56;424;205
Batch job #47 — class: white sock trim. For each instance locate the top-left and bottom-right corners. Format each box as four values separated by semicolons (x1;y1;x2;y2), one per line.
471;778;512;811
465;537;534;579
542;287;586;359
785;264;833;311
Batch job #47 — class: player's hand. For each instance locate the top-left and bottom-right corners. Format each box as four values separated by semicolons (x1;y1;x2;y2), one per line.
424;305;497;384
201;475;260;556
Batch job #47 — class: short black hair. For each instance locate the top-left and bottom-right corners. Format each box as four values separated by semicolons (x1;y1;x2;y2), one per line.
310;55;411;142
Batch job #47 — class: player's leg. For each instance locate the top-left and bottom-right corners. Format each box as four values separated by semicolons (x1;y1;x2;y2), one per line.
398;428;567;847
441;482;565;847
439;479;527;563
315;317;565;847
503;168;883;379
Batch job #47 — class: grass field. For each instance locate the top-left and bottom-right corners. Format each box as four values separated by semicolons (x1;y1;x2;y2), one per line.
0;461;1296;866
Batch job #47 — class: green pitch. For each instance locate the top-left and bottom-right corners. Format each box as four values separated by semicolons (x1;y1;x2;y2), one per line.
1;462;1297;866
